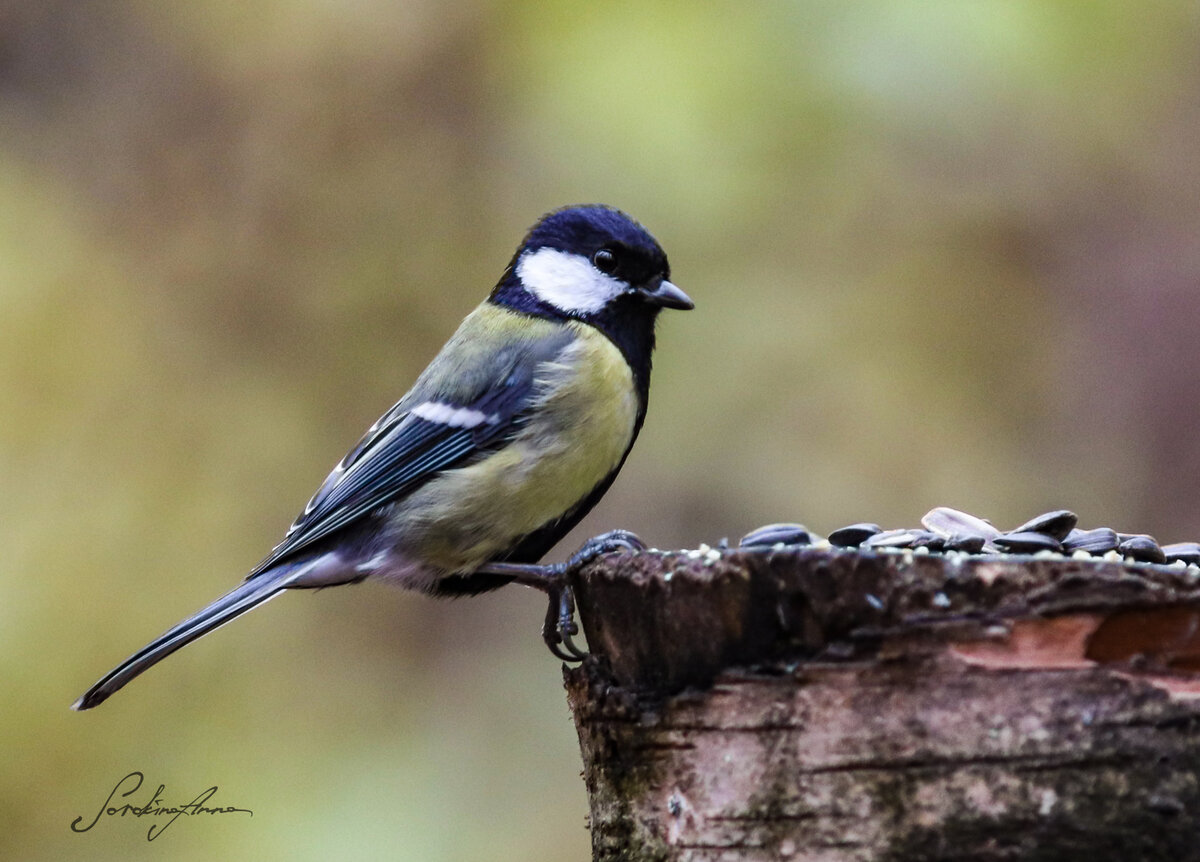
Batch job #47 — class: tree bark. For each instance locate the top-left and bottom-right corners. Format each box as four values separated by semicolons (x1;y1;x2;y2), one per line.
564;547;1200;861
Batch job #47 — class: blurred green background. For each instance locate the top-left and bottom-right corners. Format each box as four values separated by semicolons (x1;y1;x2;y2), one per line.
7;1;1200;859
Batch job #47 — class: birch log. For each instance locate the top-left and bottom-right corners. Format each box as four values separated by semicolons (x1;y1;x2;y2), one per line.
564;547;1200;862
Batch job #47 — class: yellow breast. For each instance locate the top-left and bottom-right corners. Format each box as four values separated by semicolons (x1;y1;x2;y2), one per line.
394;321;638;572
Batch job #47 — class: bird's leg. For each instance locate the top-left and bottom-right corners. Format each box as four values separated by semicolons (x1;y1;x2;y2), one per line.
476;560;585;661
478;530;646;661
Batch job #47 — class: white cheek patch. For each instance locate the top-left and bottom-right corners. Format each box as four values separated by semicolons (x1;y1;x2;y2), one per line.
516;247;628;315
410;401;498;428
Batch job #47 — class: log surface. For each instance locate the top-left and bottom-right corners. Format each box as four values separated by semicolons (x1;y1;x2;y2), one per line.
564;548;1200;861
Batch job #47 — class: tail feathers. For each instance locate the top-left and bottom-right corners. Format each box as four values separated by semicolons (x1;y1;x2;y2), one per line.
72;564;304;711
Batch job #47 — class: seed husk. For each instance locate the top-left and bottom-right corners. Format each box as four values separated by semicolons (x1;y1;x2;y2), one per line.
993;531;1063;554
739;523;813;548
1119;535;1166;564
1012;510;1078;542
1062;527;1119;555
828;523;883;548
1162;542;1200;565
865;529;920;549
922;507;1001;541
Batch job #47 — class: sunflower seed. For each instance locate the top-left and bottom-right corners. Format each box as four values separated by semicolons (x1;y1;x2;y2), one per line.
1119;535;1166;564
921;507;1001;541
865;529;921;548
828;523;883;547
945;533;987;554
1062;527;1119;555
1012;510;1077;542
911;531;946;552
1162;542;1200;565
739;523;813;548
993;531;1063;554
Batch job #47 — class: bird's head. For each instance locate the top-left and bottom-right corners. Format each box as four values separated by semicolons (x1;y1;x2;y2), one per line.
492;205;693;321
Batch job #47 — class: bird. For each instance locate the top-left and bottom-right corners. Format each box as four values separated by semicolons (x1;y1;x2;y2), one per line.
73;204;692;710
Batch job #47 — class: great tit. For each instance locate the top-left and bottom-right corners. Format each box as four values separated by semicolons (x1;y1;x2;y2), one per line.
73;204;692;710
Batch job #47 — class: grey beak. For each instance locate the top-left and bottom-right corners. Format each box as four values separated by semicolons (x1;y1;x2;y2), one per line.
639;279;694;310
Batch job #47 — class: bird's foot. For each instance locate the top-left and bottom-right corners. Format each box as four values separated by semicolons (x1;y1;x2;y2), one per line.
479;530;645;662
565;529;647;569
542;530;645;660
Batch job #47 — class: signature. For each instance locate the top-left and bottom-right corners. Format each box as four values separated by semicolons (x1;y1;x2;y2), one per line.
71;771;253;841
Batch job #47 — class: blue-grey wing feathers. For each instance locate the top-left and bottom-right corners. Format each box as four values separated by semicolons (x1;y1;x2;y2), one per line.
247;329;569;576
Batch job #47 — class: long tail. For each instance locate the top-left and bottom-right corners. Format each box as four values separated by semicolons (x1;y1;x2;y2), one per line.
72;563;308;711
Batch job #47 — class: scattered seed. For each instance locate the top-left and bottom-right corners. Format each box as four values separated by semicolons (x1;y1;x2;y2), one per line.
732;510;1197;569
911;531;946;552
828;523;883;547
1062;527;1119;555
1119;535;1166;564
739;523;812;548
993;531;1063;554
922;507;1001;540
1012;510;1077;541
864;529;919;548
1162;542;1200;565
945;533;986;554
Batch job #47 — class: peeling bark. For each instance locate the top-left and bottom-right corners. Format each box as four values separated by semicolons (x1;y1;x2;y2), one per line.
564;548;1200;861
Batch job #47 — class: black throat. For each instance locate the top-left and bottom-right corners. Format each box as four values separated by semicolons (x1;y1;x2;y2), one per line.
489;274;659;404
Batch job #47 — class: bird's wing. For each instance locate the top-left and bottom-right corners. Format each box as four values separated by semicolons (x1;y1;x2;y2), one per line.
248;320;574;576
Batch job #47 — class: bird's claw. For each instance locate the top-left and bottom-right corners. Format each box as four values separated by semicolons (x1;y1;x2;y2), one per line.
566;529;647;570
542;578;588;662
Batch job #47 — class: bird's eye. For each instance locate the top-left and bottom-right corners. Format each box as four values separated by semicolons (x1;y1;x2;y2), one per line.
592;248;618;275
